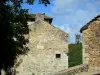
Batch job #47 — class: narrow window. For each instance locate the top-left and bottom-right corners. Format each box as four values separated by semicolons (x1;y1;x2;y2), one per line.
56;54;61;58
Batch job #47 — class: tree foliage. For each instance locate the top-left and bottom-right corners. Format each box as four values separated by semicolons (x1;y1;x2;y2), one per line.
0;0;50;74
68;43;82;67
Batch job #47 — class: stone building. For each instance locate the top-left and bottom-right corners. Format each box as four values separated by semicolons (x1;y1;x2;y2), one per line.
15;13;68;75
80;15;100;71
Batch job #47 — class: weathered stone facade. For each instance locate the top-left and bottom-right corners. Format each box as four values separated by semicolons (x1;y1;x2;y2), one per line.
80;15;100;71
15;14;68;75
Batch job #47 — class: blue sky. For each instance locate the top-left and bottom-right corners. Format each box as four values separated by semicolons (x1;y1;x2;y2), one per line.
22;0;100;43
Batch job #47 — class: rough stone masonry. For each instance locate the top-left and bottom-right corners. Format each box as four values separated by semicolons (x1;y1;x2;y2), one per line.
80;15;100;71
14;13;69;75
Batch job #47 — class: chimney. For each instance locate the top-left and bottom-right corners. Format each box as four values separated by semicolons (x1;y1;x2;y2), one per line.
35;13;45;21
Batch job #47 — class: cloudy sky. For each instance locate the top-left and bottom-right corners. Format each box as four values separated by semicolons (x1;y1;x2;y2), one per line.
22;0;100;43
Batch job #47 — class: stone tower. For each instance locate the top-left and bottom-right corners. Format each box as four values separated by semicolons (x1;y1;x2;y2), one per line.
75;34;81;44
15;13;69;75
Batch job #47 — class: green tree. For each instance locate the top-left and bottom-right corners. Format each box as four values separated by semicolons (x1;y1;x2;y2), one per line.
68;43;82;67
0;0;50;74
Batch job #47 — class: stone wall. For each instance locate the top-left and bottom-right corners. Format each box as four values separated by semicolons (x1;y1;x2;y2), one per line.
54;64;88;75
82;17;100;71
15;20;68;75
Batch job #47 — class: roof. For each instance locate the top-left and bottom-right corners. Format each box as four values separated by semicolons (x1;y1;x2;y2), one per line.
27;13;53;19
80;15;100;33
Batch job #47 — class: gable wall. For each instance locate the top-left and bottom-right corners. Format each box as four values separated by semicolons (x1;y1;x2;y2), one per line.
15;21;68;75
82;18;100;71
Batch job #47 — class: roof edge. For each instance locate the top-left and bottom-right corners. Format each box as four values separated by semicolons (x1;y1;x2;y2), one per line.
27;13;53;19
80;15;100;33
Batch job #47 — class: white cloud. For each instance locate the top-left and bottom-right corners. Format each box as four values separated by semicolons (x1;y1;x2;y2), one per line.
59;24;71;33
54;24;75;43
51;0;100;43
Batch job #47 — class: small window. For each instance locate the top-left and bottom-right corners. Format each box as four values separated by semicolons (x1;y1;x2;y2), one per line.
56;54;61;58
